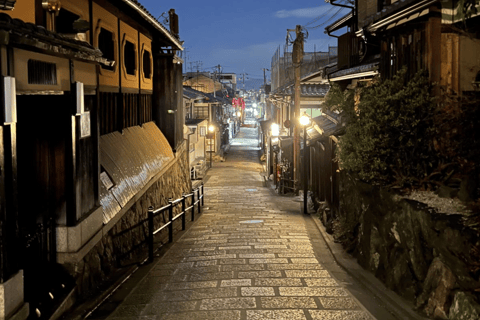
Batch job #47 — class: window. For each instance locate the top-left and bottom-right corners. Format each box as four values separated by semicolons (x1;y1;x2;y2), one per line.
124;40;136;75
143;50;152;79
98;28;115;71
57;9;79;34
28;60;57;85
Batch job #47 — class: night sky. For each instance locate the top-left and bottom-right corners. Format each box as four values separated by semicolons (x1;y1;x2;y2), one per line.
141;0;349;87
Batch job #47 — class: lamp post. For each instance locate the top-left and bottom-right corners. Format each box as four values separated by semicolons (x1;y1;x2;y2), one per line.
270;123;280;185
300;114;310;215
208;124;215;168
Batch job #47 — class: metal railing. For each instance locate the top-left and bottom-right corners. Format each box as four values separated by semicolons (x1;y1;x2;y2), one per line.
147;183;204;262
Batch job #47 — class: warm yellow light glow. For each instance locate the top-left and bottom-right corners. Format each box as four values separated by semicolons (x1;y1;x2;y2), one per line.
300;114;310;126
271;123;280;136
208;125;215;132
237;111;241;117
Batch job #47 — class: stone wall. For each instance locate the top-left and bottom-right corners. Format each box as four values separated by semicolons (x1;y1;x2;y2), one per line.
65;146;191;300
328;172;480;319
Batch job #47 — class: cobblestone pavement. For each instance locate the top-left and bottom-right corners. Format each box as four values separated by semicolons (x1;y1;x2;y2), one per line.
104;120;376;320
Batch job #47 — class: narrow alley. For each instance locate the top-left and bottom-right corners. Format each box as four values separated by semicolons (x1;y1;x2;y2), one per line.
83;121;422;320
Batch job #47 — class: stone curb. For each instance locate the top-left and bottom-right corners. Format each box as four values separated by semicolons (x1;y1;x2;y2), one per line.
308;214;429;320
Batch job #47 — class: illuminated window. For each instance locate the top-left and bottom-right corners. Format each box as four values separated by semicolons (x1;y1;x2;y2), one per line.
98;28;115;71
143;50;151;79
124;40;136;75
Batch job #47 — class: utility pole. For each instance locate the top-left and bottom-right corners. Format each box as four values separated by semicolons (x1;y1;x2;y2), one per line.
292;25;304;194
262;68;269;89
240;73;248;91
213;64;222;98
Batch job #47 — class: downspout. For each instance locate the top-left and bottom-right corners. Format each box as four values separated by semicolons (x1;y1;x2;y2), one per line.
327;0;354;10
325;0;354;37
325;0;355;79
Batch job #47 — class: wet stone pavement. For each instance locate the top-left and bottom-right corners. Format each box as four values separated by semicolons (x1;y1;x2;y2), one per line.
102;120;375;320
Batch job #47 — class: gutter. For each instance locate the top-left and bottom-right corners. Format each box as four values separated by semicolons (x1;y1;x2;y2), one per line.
325;1;354;38
326;0;354;10
120;0;184;50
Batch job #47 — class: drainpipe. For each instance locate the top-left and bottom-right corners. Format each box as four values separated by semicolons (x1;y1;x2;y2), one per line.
324;0;355;79
325;0;354;37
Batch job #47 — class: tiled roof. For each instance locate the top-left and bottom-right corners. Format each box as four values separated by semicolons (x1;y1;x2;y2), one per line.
118;0;183;50
0;13;102;53
329;61;379;80
183;86;204;100
304;110;344;144
280;84;330;96
0;13;104;62
0;0;15;10
183;86;232;105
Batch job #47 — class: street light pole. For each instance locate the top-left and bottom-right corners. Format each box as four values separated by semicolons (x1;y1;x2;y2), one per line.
208;125;215;168
303;124;307;214
300;114;310;214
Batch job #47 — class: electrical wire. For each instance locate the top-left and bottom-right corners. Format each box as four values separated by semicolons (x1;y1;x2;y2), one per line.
305;6;346;30
305;5;336;26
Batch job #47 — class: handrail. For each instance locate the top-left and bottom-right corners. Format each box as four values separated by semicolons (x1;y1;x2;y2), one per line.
147;183;204;262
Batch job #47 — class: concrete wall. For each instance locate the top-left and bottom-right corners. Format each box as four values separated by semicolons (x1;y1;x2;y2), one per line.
62;145;191;299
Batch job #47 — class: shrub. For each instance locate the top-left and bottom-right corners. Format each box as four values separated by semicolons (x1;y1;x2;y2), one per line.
336;68;437;187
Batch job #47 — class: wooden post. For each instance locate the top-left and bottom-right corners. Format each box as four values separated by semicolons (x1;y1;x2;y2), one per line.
168;199;173;243
148;206;154;263
181;195;186;230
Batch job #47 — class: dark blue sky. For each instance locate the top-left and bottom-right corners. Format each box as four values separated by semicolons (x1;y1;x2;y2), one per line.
142;0;349;85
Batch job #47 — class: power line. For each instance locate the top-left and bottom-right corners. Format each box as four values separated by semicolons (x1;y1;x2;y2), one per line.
305;5;336;26
305;6;346;30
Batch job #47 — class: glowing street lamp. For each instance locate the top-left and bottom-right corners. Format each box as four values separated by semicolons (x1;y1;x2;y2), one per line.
271;123;280;137
300;113;310;214
300;114;310;127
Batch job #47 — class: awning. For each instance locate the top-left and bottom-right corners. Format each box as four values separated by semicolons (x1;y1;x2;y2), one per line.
302;111;344;146
328;61;379;81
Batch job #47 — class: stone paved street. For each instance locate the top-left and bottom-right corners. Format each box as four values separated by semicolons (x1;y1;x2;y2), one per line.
101;120;377;320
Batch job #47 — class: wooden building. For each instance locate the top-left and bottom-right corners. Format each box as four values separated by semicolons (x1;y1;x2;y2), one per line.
287;0;480;218
0;1;186;319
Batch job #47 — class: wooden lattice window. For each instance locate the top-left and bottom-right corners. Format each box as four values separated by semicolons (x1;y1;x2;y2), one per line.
28;60;57;85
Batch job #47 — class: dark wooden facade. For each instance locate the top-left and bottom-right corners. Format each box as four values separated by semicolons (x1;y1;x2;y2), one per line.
0;0;184;318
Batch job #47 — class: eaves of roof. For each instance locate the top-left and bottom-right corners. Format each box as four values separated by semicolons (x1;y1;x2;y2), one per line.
364;0;438;31
328;60;379;81
0;13;106;63
0;0;15;10
325;11;353;34
118;0;183;50
303;110;345;145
